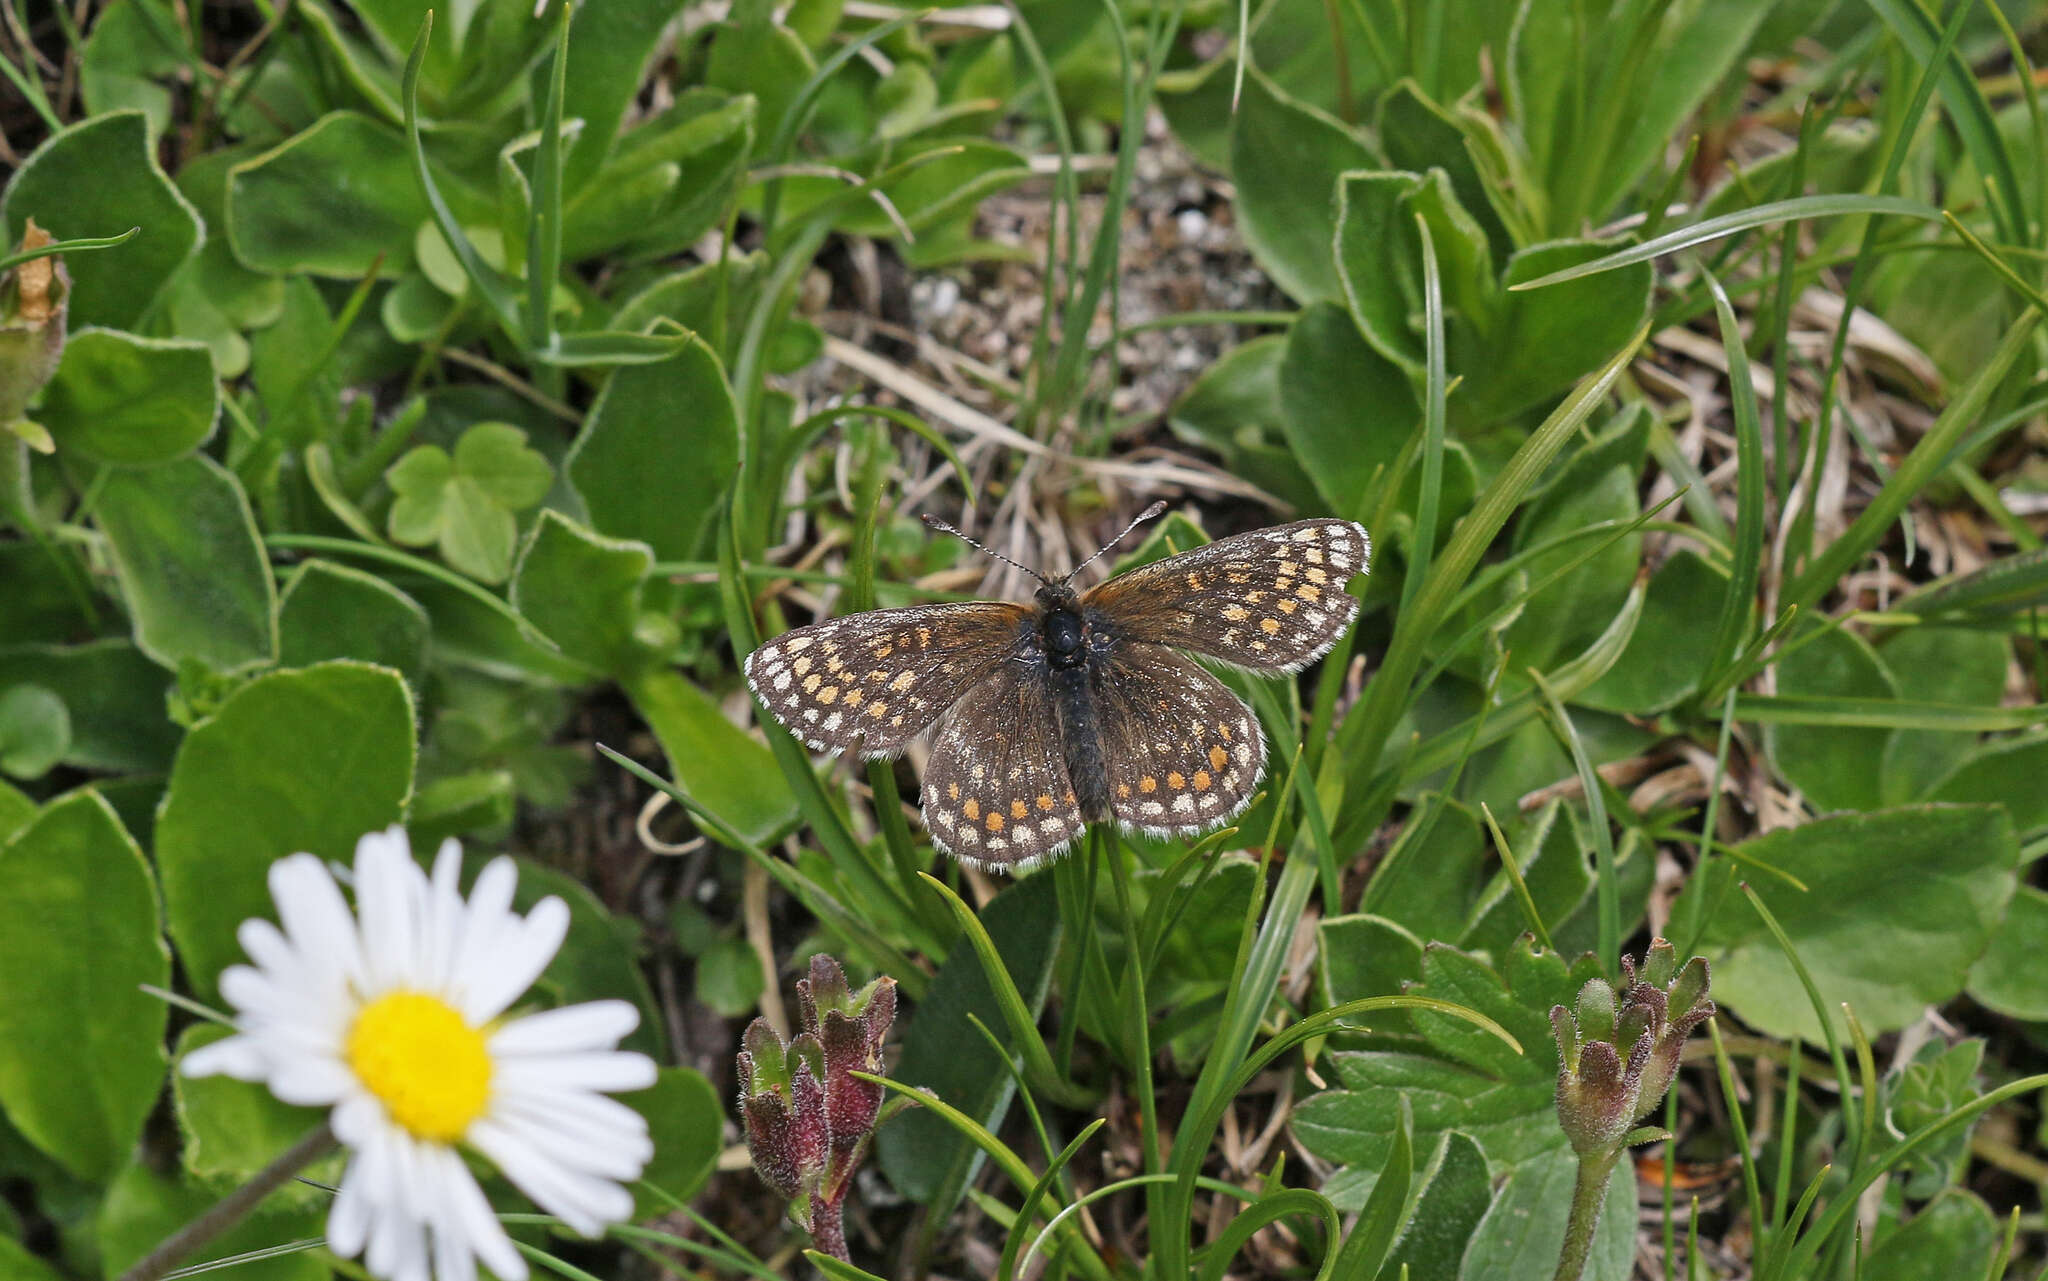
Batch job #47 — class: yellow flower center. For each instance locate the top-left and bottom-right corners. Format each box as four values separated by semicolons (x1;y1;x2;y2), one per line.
345;991;493;1142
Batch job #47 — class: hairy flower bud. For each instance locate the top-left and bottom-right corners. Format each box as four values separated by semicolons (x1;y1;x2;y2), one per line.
1551;940;1714;1161
735;955;898;1261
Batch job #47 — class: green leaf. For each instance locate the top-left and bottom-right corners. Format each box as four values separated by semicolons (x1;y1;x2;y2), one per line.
227;111;452;277
0;641;178;773
1230;68;1379;304
172;1024;333;1198
0;685;68;779
1165;335;1319;511
96;455;277;672
559;0;693;186
1295;938;1601;1193
1966;885;2048;1020
620;668;798;850
1877;627;2009;805
36;329;217;465
623;1066;723;1217
157;662;416;1004
1360;795;1489;944
1464;238;1652;424
878;873;1060;1203
695;935;765;1016
1502;417;1646;670
0;791;169;1180
510;510;653;674
1765;623;1896;812
1459;1146;1633;1281
1575;548;1722;714
1;109;202;328
1863;1189;1999;1279
1278;302;1418;518
1382;1131;1493;1280
704;18;815;159
386;423;552;583
0;780;33;845
409;770;516;845
1334;169;1428;377
1925;733;2048;833
97;1158;327;1281
277;559;430;691
567;333;740;561
78;0;182;134
1674;805;2018;1039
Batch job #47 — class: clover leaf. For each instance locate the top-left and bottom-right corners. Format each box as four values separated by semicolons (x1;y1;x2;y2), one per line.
386;422;553;583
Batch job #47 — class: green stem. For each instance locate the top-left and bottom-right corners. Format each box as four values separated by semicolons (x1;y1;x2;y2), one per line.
1554;1150;1618;1281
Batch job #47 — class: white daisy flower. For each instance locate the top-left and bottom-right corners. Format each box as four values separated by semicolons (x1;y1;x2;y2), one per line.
182;826;658;1281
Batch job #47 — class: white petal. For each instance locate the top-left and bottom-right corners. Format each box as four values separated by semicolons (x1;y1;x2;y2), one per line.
495;1050;657;1095
328;1156;375;1258
479;1108;649;1181
424;839;467;991
270;853;366;988
355;827;426;991
490;1002;638;1055
460;897;568;1022
432;1142;527;1281
468;1119;631;1237
268;1056;355;1106
179;1035;268;1080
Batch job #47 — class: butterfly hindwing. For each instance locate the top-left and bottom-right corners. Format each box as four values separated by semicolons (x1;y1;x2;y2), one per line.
1089;642;1267;839
921;661;1085;870
744;602;1031;757
1082;518;1370;672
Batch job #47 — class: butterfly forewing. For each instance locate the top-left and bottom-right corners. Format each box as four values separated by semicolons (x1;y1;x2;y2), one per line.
1082;518;1370;672
743;602;1030;758
1089;643;1267;839
921;663;1085;870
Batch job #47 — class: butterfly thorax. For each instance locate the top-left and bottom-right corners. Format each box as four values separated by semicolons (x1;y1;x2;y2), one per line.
1033;582;1090;670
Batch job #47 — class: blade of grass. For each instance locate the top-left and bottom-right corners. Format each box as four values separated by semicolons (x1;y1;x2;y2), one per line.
1698;267;1769;700
1401;214;1448;625
524;0;569;350
1332;323;1649;849
1509;195;1943;291
1531;668;1620;974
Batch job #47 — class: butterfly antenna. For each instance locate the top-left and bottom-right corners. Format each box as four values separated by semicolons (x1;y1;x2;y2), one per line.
921;514;1051;586
1061;500;1170;583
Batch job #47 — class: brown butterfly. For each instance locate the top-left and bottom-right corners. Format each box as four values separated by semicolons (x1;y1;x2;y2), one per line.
744;505;1370;870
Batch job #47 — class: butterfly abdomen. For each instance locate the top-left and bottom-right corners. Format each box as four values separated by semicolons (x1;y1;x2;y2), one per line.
1049;662;1113;822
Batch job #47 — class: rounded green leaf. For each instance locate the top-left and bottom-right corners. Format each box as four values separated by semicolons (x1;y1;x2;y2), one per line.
1;110;202;329
567;334;740;561
277;559;431;691
0;684;69;779
696;934;765;1017
1229;70;1378;304
512;511;653;674
226;112;434;277
37;329;218;465
1966;884;2048;1020
622;1065;723;1218
96;455;277;672
157;662;416;1003
1279;302;1418;518
0;641;179;773
1675;805;2018;1039
0;791;170;1180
